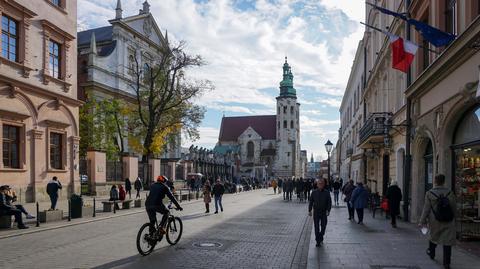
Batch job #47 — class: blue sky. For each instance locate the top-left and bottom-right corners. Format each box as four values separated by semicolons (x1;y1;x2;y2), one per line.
78;0;365;160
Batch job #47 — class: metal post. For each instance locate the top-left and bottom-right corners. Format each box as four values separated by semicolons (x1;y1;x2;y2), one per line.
36;202;40;227
179;189;182;203
403;0;412;222
93;198;96;217
68;199;71;221
113;200;116;214
188;189;191;201
327;152;331;183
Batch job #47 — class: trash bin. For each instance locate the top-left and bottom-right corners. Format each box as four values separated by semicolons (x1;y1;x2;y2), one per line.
70;194;83;219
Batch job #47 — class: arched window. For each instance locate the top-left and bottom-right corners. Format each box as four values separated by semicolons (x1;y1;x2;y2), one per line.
247;141;254;158
424;140;433;192
283;120;287;129
283;106;287;114
290;120;294;129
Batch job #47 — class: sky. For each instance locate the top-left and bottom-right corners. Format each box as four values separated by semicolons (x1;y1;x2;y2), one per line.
78;0;365;161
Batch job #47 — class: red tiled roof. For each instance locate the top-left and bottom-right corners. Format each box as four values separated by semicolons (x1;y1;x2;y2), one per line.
219;115;277;142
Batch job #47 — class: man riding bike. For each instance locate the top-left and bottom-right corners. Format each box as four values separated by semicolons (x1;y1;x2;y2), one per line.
145;175;182;235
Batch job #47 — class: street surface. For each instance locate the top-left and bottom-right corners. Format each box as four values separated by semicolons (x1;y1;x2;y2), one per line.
1;189;480;269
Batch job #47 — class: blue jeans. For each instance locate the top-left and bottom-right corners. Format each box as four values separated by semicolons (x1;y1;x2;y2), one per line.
50;194;58;210
214;195;223;212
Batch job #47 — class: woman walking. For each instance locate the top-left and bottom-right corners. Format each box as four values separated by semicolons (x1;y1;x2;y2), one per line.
203;181;212;213
350;182;369;224
386;180;402;228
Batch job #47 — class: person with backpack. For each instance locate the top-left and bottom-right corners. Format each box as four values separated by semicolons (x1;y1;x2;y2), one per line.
419;174;456;269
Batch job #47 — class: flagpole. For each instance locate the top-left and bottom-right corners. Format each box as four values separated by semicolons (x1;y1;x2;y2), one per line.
404;0;412;223
360;22;439;54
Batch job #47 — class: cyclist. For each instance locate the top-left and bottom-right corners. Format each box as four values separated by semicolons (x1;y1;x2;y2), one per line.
165;176;175;209
145;175;182;235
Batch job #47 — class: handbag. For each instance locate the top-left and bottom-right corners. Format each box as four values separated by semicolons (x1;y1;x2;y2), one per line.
380;198;389;211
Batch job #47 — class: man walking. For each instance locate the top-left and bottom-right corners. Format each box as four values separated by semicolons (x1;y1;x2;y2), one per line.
386;180;402;228
342;180;355;221
46;176;62;210
212;179;225;214
134;177;143;199
419;174;456;269
350;182;368;224
125;178;132;199
278;178;283;195
308;179;332;247
332;179;341;206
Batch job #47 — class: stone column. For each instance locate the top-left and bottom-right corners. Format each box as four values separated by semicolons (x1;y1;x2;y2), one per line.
87;150;106;196
169;161;176;181
31;129;44;202
122;155;138;182
149;158;161;183
70;136;81;196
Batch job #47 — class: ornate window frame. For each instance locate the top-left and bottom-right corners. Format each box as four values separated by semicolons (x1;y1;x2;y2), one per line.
44;0;67;14
41;20;74;92
0;116;28;172
0;0;36;78
46;123;69;172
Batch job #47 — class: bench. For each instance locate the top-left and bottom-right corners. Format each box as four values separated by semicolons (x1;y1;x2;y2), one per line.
121;199;133;209
102;200;133;212
0;215;12;229
38;210;63;223
134;199;142;208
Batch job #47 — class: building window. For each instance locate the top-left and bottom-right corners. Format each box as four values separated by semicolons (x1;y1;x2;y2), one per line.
290;106;294;114
290;120;294;129
1;15;18;62
51;0;61;6
445;0;457;35
277;106;280;114
283;106;287;114
2;125;20;168
50;132;63;169
283;120;287;129
247;141;254;158
48;40;61;79
128;54;135;74
277;121;280;129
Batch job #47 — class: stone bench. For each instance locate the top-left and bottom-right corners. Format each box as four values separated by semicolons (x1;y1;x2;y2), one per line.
102;200;133;212
38;210;63;223
0;215;12;229
134;199;143;208
121;199;133;209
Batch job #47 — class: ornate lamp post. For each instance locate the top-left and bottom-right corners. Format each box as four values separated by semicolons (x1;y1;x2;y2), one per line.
325;140;333;183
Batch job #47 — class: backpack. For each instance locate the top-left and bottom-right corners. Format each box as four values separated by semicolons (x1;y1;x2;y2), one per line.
430;191;454;222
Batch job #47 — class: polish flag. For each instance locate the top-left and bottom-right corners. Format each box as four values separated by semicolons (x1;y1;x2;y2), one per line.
386;33;418;73
476;65;480;99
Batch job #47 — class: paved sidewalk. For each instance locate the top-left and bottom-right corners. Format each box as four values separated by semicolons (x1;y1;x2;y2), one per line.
307;202;480;269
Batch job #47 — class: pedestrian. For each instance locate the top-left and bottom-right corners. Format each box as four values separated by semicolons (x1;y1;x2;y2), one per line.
278;178;283;194
342;180;355;221
134;177;143;199
332;179;341;206
125;178;132;199
0;185;28;229
308;179;332;247
46;176;62;210
212;179;225;214
386;180;402;228
286;179;294;201
119;185;126;201
350;182;368;224
419;174;456;269
4;186;35;219
271;179;278;194
203;180;212;213
109;185;120;210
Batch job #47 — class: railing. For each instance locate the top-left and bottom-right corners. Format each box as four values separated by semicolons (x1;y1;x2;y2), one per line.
106;161;123;182
359;112;392;144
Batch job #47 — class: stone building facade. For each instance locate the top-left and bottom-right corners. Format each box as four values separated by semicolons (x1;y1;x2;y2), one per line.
0;0;80;202
216;58;302;179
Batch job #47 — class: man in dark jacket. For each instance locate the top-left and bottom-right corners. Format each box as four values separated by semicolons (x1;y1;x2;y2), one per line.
278;178;283;194
386;180;402;228
134;177;143;199
0;185;28;229
342;180;355;221
212;179;225;214
125;178;132;199
332;179;341;206
309;179;332;247
145;176;182;234
46;177;62;210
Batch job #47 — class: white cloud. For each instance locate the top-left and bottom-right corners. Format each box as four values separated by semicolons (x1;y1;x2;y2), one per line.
183;126;219;148
317;97;342;108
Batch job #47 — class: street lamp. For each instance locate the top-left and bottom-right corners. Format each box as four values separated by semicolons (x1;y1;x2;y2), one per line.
325;140;333;183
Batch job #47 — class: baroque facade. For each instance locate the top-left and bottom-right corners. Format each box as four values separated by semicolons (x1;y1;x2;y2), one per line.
215;58;302;179
340;0;480;241
0;0;80;202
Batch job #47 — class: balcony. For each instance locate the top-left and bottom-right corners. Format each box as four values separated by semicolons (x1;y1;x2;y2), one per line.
358;112;392;148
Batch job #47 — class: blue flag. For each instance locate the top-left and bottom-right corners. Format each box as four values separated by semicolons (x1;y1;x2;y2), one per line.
368;3;456;47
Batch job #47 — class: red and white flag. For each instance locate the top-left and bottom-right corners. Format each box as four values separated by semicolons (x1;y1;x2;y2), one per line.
385;32;418;73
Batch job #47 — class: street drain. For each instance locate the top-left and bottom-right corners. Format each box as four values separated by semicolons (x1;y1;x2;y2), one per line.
192;242;223;249
371;266;421;269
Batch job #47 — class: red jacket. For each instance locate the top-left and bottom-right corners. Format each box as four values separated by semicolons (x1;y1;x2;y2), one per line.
119;187;126;201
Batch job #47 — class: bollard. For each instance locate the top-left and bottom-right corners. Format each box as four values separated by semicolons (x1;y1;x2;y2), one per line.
36;202;40;227
68;199;71;221
179;189;182;203
188;189;191;201
93;198;96;217
113;200;116;214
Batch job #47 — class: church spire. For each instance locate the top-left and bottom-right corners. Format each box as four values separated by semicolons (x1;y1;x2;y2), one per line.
115;0;123;19
279;57;296;98
89;32;97;55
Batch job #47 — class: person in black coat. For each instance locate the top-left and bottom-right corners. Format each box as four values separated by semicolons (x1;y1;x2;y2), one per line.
308;179;332;247
386;180;402;228
212;179;225;214
125;178;132;199
0;185;28;229
46;177;62;210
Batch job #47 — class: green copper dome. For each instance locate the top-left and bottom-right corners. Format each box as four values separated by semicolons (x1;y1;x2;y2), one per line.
279;57;296;98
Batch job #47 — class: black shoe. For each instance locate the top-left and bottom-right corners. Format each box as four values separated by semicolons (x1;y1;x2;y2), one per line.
392;224;397;228
426;249;434;260
214;211;218;214
315;242;320;247
444;265;450;269
221;208;223;212
357;221;363;225
18;225;29;229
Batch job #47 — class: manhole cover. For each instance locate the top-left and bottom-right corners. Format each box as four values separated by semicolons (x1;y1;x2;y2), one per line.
192;242;223;248
370;265;420;269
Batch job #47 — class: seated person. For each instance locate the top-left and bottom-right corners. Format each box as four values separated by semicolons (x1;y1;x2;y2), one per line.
109;185;120;210
0;185;28;229
4;186;35;219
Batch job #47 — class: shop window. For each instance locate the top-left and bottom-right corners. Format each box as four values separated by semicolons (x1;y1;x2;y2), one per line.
50;132;63;169
1;15;18;62
48;40;61;79
2;125;20;168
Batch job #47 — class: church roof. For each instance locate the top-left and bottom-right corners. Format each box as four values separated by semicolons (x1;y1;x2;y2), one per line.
78;26;113;47
219;115;277;142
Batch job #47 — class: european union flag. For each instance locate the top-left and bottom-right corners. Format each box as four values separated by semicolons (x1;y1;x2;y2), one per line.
407;19;456;47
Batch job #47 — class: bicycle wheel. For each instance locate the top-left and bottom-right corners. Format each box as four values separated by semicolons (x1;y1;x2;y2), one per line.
166;217;183;245
136;223;157;256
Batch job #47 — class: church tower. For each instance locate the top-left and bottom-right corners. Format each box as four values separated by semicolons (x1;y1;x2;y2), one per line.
274;57;301;178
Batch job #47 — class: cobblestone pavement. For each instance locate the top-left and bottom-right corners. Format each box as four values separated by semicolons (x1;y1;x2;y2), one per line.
307;201;480;269
0;189;311;269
